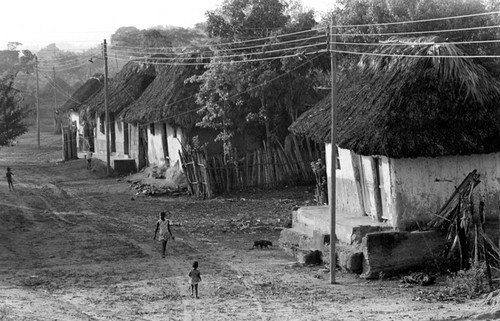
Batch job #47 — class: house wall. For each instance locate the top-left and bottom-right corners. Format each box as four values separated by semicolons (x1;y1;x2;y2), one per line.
129;124;141;169
93;115;132;167
391;153;500;234
68;111;81;150
325;144;363;217
147;122;184;168
166;124;183;167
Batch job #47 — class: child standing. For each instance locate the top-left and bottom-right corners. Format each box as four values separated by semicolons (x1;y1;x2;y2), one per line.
6;167;14;192
153;212;174;258
86;150;93;170
188;261;201;298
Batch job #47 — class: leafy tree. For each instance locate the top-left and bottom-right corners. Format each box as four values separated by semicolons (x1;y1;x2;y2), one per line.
193;0;324;154
205;0;289;41
0;75;29;147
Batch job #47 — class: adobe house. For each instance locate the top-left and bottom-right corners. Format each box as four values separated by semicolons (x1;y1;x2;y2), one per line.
120;53;262;171
81;61;156;172
59;74;103;152
283;36;500;276
120;54;206;170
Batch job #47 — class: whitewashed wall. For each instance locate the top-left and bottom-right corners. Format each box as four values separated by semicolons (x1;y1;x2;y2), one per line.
93;115;132;166
392;152;500;230
69;111;81;149
325;144;363;217
147;122;184;168
166;123;183;168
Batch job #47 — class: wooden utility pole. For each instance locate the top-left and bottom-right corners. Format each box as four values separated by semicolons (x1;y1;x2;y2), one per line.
35;55;40;149
329;18;338;284
103;39;111;176
52;66;60;134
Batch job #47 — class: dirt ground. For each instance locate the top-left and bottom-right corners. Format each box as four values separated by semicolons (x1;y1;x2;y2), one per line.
0;112;498;320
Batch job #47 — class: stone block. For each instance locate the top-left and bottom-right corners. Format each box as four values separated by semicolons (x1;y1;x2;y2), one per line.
361;230;447;279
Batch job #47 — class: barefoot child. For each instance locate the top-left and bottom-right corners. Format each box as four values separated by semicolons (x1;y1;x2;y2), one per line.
188;261;201;298
6;167;14;192
153;212;175;258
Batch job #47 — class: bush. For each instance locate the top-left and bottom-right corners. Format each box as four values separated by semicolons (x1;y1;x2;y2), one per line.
446;262;488;299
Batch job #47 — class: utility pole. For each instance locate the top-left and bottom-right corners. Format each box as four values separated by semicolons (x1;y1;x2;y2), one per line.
35;55;40;149
53;66;58;133
329;18;338;284
103;39;111;176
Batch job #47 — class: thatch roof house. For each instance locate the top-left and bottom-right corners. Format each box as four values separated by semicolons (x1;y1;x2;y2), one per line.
290;36;500;233
59;74;104;152
121;54;204;128
119;54;205;167
82;61;156;120
81;61;156;169
59;74;103;114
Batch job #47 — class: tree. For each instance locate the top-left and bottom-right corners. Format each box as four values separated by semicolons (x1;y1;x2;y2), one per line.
0;75;29;148
193;0;324;154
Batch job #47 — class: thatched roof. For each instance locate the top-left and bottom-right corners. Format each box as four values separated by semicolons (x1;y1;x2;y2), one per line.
82;61;156;119
59;74;103;112
120;53;206;128
289;36;500;158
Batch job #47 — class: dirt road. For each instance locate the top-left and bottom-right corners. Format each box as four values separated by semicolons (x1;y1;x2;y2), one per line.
0;115;495;320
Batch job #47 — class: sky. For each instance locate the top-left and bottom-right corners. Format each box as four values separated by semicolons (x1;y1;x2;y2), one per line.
0;0;334;51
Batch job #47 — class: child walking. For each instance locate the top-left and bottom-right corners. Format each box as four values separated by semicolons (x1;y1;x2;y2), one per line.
153;212;174;258
188;261;201;298
6;167;14;192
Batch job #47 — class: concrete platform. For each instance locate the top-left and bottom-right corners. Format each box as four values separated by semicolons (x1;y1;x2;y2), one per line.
292;206;391;245
280;206;449;278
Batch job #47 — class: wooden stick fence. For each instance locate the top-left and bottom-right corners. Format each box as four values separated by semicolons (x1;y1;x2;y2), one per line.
180;140;320;199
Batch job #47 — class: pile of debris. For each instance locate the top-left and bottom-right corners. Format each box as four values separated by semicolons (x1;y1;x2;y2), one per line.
428;169;499;289
131;182;189;197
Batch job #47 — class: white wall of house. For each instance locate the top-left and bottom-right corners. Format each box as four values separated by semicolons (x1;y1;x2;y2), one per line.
68;111;81;149
93;115;132;166
147;122;184;169
325;144;363;218
391;152;500;230
147;122;167;167
166;124;183;168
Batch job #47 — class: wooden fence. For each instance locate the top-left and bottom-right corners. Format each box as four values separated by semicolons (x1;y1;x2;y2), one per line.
180;140;321;199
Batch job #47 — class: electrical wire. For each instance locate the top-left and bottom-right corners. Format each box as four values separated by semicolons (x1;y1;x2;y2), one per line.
108;33;326;57
330;39;500;47
333;10;500;28
110;42;326;64
130;52;325;127
111;26;327;52
112;49;327;66
332;24;500;37
330;49;500;59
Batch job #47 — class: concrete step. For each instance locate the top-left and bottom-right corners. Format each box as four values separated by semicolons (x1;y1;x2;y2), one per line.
279;228;363;273
293;206;392;245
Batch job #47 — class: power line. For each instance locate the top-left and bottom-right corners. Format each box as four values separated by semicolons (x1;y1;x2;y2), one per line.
332;24;500;37
113;49;327;66
330;39;500;47
331;49;500;59
130;52;325;127
110;42;326;64
108;33;326;57
333;10;500;28
111;26;327;52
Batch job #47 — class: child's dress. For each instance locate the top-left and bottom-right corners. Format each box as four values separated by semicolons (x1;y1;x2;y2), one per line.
157;219;171;241
189;269;201;285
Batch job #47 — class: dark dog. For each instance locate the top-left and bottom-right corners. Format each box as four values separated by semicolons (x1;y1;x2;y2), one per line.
253;240;272;249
